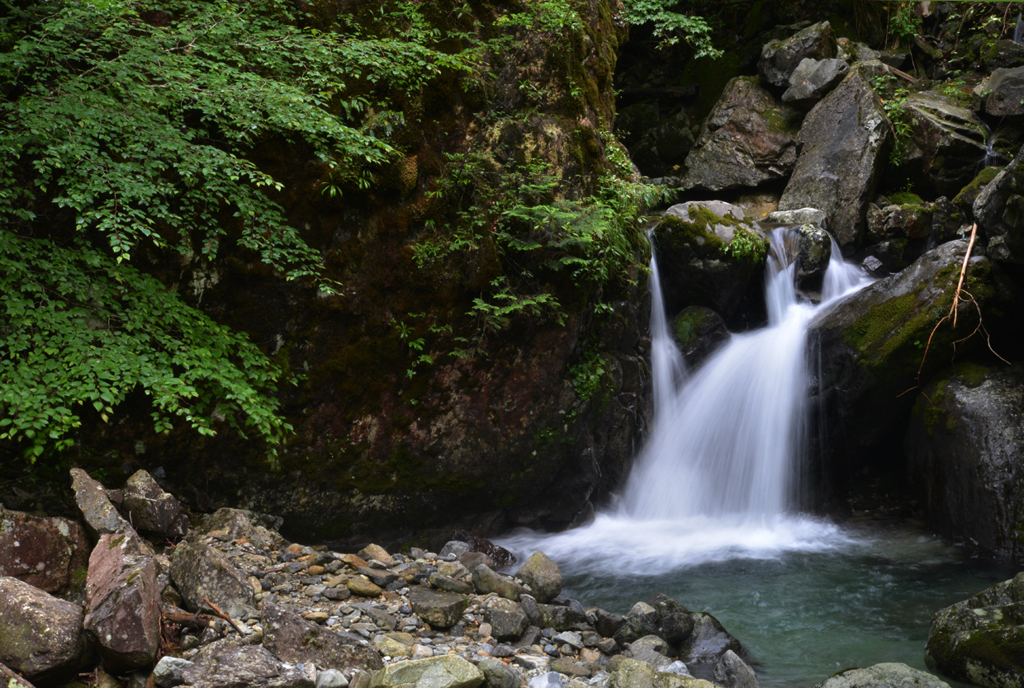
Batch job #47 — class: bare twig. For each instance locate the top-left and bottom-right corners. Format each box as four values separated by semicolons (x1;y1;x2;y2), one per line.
202;596;245;635
0;662;37;688
950;223;978;328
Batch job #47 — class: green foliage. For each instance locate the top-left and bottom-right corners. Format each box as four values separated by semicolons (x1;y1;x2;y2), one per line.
886;2;922;48
498;0;583;33
722;226;766;264
0;0;471;460
618;0;722;59
568;349;607;403
870;75;912;167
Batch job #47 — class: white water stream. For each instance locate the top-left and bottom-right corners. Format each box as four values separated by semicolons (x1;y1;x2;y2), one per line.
501;228;872;573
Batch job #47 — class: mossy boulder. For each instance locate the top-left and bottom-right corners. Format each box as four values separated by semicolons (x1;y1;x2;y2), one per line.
670;307;730;369
974;143;1024;265
905;363;1024;558
925;572;1024;688
814;663;950;688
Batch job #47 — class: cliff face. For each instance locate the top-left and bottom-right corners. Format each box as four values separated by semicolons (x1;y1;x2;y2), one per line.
68;0;650;545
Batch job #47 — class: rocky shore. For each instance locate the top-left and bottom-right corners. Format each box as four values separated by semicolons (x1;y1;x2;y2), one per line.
5;469;1019;688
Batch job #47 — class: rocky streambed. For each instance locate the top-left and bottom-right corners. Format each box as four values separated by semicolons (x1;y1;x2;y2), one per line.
3;469;1022;688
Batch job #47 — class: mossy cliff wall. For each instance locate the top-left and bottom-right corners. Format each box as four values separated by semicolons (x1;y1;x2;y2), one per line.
67;0;650;546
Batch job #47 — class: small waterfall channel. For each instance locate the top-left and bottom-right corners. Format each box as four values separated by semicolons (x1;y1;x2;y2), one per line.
500;226;1011;686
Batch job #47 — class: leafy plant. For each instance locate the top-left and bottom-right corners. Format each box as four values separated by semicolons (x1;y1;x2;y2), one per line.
722;227;767;264
617;0;722;58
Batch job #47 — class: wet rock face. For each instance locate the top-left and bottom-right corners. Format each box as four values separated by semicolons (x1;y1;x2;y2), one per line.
905;364;1024;558
758;21;838;89
0;508;89;594
778;69;891;248
974;144;1024;265
681;77;801;192
899;92;989;197
926;572;1024;688
793;224;832;300
670;307;730;369
974;66;1024;118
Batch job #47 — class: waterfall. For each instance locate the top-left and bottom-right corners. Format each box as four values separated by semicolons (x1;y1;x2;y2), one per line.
501;226;871;573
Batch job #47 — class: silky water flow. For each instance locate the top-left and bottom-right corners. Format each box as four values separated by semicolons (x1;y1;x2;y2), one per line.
500;227;1012;686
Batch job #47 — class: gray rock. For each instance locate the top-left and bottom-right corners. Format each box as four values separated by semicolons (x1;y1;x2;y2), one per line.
458;551;493;572
793;224;833;299
408;586;470;630
70;468;131;539
440;541;472;559
713;650;759;688
778;68;891;247
368;655;484;688
170;540;255;614
982;39;1024;71
765;208;828;229
759;22;838;88
482;597;529;640
122;470;189;538
431;573;475;595
593;608;624;638
0;507;90;594
478;657;520;688
664;661;692;677
906;364;1024;559
193;508;287;550
627;635;674;671
153;657;193;688
261;596;383;672
677;613;743;675
472;565;525;601
516;552;562;603
609;658;715;688
899;92;988;197
974;144;1024;265
815;663;949;688
925;572;1024;688
0;576;88;685
681;77;800;192
782;58;849;106
614;603;661;647
84;531;161;672
670;307;730;369
528;673;563;688
181;637;314;688
974;66;1024;118
316;669;348;688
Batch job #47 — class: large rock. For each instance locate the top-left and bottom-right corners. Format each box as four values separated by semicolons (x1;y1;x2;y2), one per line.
926;573;1024;688
670;307;730;369
681;77;800;192
169;539;255;615
651;202;768;320
70;468;131;539
677;613;744;679
408;586;470;630
261;596;383;672
515;551;561;603
782;58;849;107
898;92;989;197
181;637;314;688
974;66;1024;118
713;650;759;688
84;532;161;672
193;507;287;551
0;576;88;686
815;663;949;688
368;655;484;688
0;508;89;593
905;364;1024;558
974;144;1024;265
472;564;525;601
758;22;838;89
610;658;716;688
481;596;529;640
122;470;189;539
808;240;1011;496
777;69;892;247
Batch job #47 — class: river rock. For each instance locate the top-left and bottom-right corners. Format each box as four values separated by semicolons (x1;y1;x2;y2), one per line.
759;22;838;89
765;207;828;229
681;77;800;192
193;507;287;550
84;531;161;672
0;576;88;685
713;650;759;688
610;658;716;688
974;144;1024;265
905;364;1024;558
628;635;674;671
408;586;470;629
170;539;255;615
368;655;484;688
181;637;314;688
808;240;1010;488
516;551;562;603
538;603;589;632
478;657;520;688
815;663;949;688
262;596;383;672
677;613;744;678
782;58;849;107
0;507;89;593
899;92;988;197
482;596;529;640
793;224;832;299
122;469;189;539
670;307;730;368
615;602;661;646
926;572;1024;688
974;66;1024;118
153;656;193;688
70;468;131;539
652;202;768;319
472;564;525;601
778;68;892;247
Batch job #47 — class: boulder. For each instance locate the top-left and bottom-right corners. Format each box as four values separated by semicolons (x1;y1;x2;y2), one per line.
782;58;849;107
614;601;661;646
515;551;562;603
926;572;1024;688
793;224;832;299
808;240;1011;494
898;92;989;197
681;77;800;192
905;363;1024;558
609;658;716;688
84;532;161;672
758;22;838;89
651;202;768;319
478;657;520;688
0;508;89;593
974;144;1024;265
408;586;470;630
368;655;484;688
181;637;314;688
677;613;744;679
481;596;529;640
974;66;1024;118
153;656;193;688
982;39;1024;71
261;596;383;672
778;69;892;247
0;576;88;686
537;603;589;631
670;307;730;369
70;468;131;539
814;663;949;688
472;564;525;601
193;507;287;550
169;540;255;615
122;470;189;539
627;635;674;671
713;650;759;688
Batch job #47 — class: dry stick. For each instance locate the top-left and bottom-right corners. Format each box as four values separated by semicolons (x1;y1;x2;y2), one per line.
202;596;246;636
0;662;37;688
950;222;979;328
